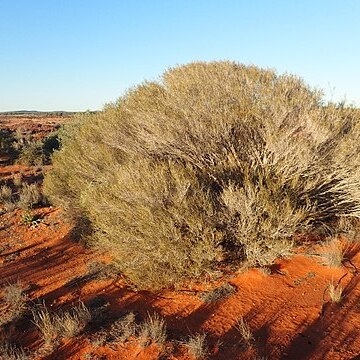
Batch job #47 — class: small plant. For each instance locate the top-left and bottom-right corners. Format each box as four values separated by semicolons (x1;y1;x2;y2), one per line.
20;211;41;228
1;282;27;325
138;313;167;347
185;333;208;359
234;316;254;347
18;183;42;210
86;261;119;281
199;283;235;303
328;281;343;303
0;129;16;158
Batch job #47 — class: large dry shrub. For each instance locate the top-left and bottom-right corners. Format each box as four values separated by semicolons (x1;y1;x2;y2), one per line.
44;61;360;289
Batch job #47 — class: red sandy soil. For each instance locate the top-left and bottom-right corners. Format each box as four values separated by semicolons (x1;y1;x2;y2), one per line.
1;118;360;359
0;115;70;132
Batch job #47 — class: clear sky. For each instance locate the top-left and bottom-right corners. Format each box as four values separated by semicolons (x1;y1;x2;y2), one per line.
1;0;359;111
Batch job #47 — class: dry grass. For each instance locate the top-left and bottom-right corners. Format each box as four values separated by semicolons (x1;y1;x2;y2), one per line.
321;239;345;267
234;317;254;346
107;312;136;343
0;185;12;203
1;282;27;325
44;61;360;289
18;183;42;210
13;173;23;187
0;341;28;360
328;281;343;303
32;302;91;346
138;313;167;347
185;333;208;359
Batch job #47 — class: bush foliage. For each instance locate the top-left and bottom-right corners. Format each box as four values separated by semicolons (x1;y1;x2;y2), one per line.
44;61;360;289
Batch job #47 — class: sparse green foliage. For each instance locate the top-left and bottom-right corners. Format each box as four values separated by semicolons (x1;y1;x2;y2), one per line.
44;61;360;289
20;211;41;227
42;131;60;162
0;129;16;157
17;142;44;166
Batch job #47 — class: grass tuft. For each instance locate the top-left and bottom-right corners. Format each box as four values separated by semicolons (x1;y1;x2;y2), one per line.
1;282;27;325
185;333;208;359
138;313;167;347
328;281;343;303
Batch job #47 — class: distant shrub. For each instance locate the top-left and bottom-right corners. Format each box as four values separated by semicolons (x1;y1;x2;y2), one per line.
42;131;60;163
0;129;16;157
44;61;360;289
16;142;44;166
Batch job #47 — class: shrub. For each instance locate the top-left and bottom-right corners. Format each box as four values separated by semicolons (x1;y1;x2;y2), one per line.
44;61;360;289
321;239;345;267
17;142;44;166
199;283;236;303
42;132;60;157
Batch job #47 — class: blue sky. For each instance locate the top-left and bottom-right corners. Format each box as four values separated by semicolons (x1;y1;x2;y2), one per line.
0;0;359;111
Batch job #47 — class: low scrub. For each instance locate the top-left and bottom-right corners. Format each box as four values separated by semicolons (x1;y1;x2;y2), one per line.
44;61;360;289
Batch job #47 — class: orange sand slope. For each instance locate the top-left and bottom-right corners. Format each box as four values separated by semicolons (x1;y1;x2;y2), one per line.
1;189;359;359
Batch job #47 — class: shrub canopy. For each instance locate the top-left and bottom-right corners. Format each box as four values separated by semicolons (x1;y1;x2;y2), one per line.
44;61;360;289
